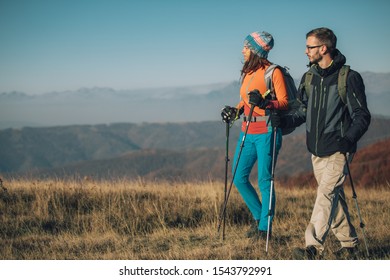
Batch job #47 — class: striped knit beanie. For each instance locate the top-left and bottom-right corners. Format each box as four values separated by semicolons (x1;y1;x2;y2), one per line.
244;31;274;59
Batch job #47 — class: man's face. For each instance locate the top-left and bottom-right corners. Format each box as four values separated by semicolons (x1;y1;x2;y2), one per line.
305;36;324;64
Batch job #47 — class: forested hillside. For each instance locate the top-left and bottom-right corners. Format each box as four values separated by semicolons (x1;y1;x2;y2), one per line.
1;117;389;186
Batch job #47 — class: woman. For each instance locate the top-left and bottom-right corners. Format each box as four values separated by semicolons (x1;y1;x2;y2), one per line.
222;31;288;239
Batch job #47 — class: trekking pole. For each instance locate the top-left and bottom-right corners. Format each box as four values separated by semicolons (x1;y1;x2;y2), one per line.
221;120;231;240
217;104;255;237
266;114;278;254
344;153;370;257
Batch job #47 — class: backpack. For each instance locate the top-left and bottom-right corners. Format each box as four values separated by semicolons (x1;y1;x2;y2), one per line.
303;65;350;104
264;64;299;135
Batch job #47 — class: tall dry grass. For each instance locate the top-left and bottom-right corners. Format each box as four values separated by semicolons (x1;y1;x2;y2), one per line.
0;177;389;260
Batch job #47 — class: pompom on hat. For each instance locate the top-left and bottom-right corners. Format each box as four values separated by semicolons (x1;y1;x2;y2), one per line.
244;31;274;59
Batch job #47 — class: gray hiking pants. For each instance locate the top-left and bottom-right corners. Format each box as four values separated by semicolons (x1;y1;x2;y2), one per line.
305;152;358;253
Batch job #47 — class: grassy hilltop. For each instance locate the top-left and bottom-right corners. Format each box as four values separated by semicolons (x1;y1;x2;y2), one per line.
0;178;388;260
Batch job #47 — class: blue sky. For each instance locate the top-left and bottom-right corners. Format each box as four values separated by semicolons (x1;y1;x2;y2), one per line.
1;0;389;94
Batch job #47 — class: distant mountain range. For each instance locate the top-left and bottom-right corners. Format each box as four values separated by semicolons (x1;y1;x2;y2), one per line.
0;82;237;129
1;117;389;184
1;71;389;184
0;71;389;129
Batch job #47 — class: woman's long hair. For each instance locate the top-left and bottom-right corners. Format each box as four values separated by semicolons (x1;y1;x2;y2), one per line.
240;51;270;83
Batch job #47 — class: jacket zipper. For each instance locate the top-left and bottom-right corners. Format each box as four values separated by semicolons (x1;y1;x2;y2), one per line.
352;92;362;107
315;77;324;154
322;85;327;109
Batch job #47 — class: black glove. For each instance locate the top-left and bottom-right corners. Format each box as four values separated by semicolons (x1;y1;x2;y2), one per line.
248;90;269;109
221;106;240;123
337;136;353;153
269;111;281;128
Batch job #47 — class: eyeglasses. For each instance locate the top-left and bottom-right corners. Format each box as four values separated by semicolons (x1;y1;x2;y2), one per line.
306;45;323;50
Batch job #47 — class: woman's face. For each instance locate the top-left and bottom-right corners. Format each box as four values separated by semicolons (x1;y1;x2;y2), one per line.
242;45;251;62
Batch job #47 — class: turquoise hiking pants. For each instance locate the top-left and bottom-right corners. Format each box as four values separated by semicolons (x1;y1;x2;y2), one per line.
232;129;282;231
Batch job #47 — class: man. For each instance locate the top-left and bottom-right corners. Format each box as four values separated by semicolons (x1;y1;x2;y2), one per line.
273;27;371;259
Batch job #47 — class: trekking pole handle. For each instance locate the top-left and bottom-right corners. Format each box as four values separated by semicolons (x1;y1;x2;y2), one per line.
246;104;255;129
240;104;255;147
248;104;255;120
344;153;358;198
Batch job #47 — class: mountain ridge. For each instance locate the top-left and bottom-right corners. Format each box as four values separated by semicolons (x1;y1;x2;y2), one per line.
1;117;389;183
0;71;389;129
8;136;390;187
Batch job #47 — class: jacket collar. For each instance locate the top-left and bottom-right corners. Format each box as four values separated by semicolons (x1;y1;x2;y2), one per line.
308;49;347;77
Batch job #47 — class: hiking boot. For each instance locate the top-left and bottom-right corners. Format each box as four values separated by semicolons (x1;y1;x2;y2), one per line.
292;246;317;260
246;220;259;238
334;247;359;260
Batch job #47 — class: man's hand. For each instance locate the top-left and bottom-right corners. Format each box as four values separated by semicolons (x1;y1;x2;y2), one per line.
337;136;353;153
269;111;282;127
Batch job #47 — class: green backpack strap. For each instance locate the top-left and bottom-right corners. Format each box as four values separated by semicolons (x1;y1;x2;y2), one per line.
304;65;350;104
304;71;314;98
338;65;350;105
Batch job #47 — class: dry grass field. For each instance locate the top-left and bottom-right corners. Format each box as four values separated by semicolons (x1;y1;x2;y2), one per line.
0;178;389;260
